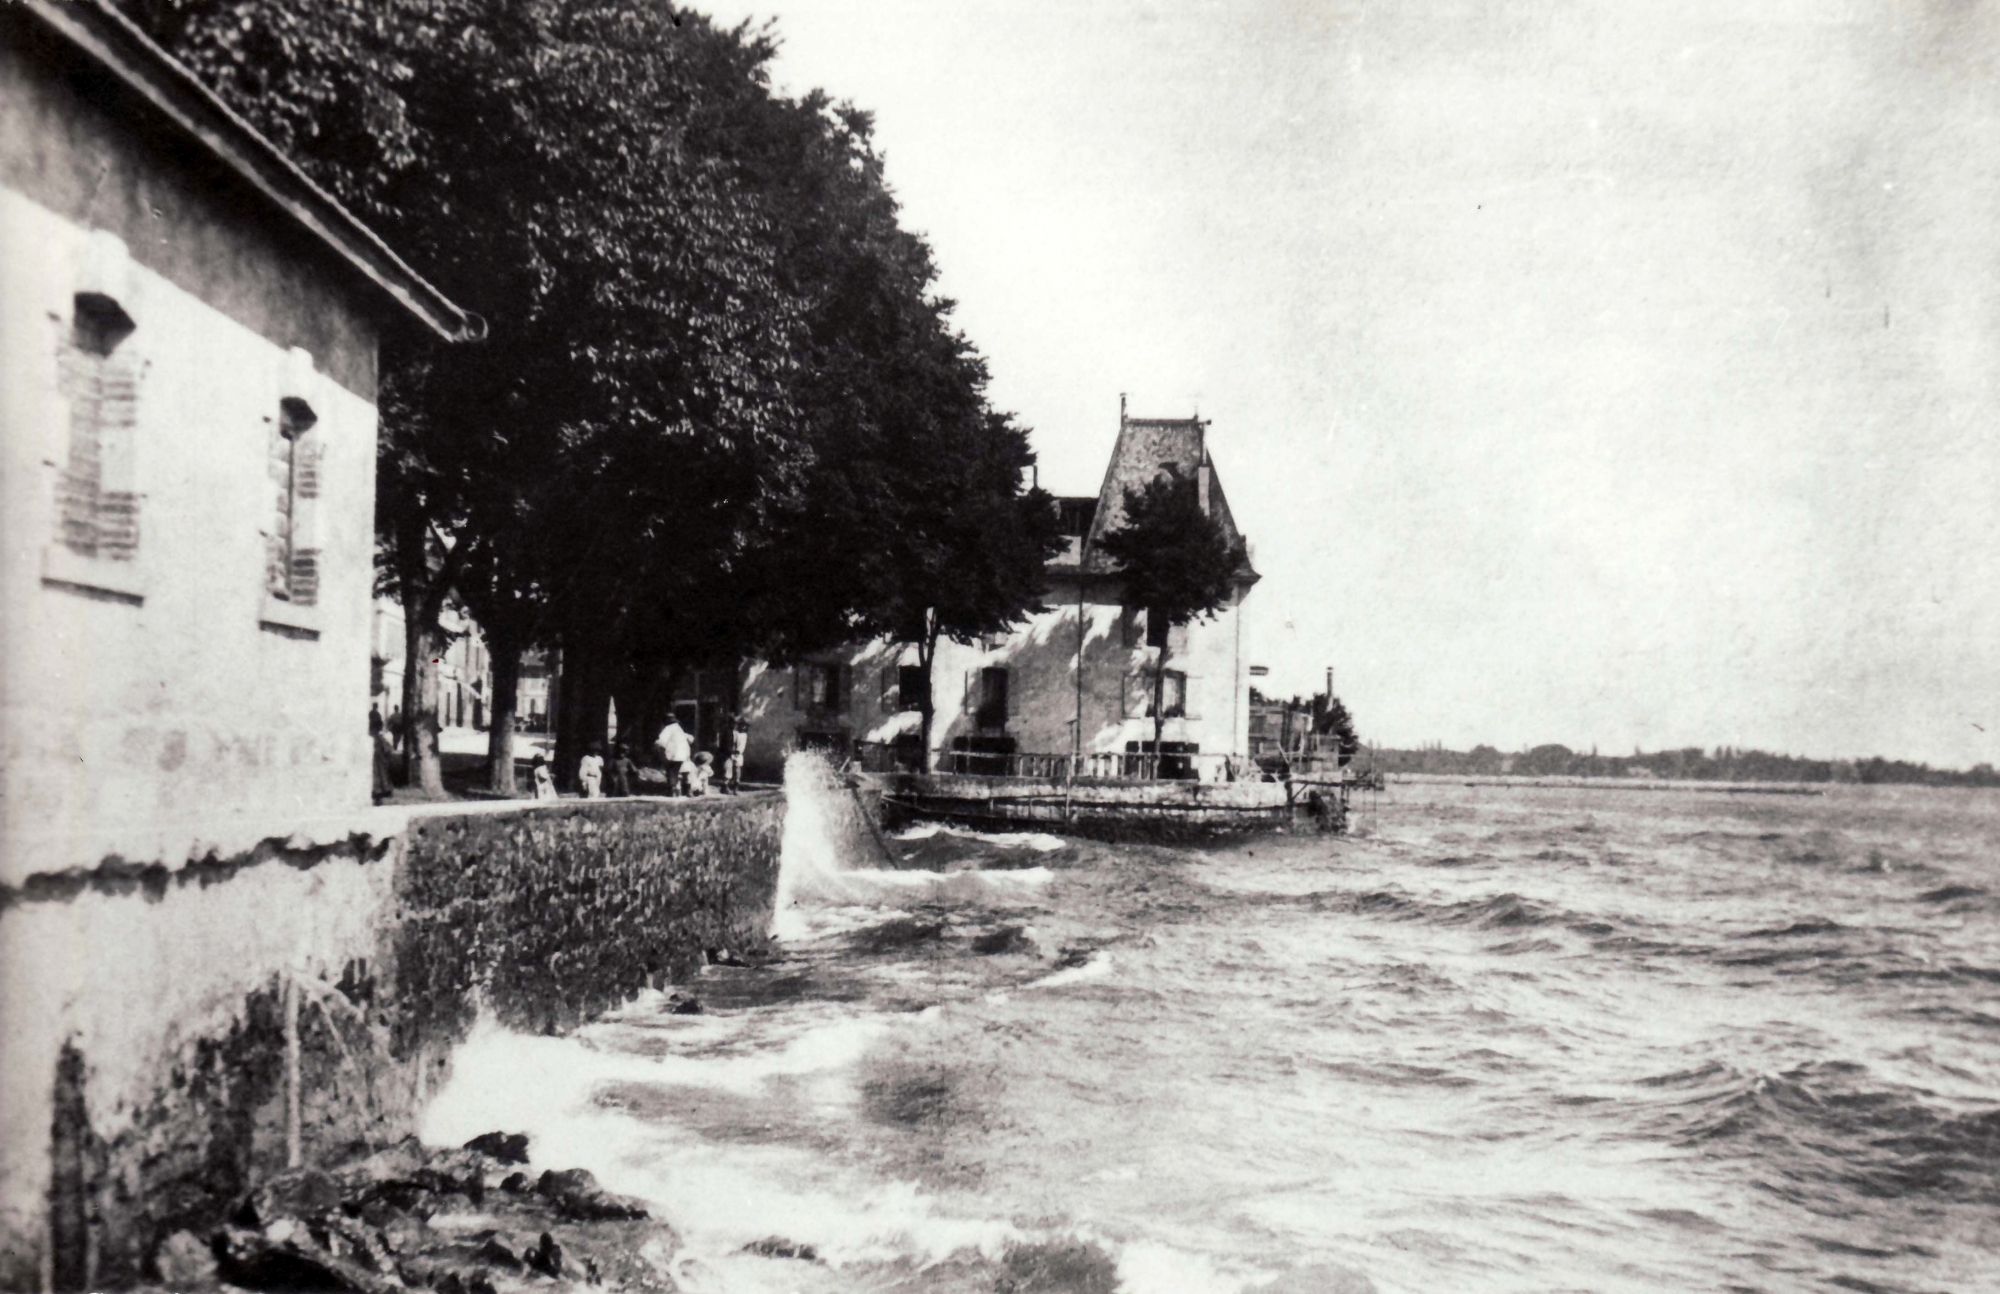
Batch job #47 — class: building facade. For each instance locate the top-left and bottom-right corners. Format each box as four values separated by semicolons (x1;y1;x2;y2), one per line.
0;0;477;877
1;8;479;1277
738;411;1259;779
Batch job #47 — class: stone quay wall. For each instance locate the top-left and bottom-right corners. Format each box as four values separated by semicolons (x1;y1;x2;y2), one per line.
0;793;784;1291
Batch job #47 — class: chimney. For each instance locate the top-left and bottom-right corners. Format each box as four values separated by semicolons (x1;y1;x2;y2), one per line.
1196;419;1211;515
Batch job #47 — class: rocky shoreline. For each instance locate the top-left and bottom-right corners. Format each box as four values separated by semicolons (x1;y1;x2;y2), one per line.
143;1134;695;1293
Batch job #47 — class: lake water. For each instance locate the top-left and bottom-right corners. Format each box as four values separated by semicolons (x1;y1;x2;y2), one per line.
422;769;2000;1293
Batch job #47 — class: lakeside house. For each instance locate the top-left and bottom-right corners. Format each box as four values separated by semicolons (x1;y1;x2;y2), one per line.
735;409;1260;777
0;0;479;875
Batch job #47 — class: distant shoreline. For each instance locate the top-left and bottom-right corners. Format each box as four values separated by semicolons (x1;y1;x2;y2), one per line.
1385;773;1830;796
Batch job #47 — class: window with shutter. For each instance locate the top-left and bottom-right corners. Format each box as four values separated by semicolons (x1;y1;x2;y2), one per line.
265;395;319;607
880;665;899;714
50;292;142;580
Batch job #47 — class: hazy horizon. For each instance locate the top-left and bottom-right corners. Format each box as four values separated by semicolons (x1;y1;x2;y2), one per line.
699;0;2000;769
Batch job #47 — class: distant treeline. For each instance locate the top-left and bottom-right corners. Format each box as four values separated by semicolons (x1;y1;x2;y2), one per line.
1361;743;2000;788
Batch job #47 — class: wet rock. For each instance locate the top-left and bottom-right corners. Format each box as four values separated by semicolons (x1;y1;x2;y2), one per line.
525;1231;564;1278
424;1148;493;1203
378;1214;427;1256
470;1235;523;1271
345;1137;428;1186
321;1217;397;1274
995;1237;1119;1294
971;924;1035;955
742;1235;818;1261
463;1131;531;1164
246;1167;343;1227
432;1273;467;1294
213;1225;394;1293
534;1168;649;1221
499;1171;532;1193
469;1276;499;1294
152;1230;218;1289
666;992;704;1015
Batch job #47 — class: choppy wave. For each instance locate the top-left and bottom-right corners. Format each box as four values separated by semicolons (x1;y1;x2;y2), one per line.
423;776;2000;1294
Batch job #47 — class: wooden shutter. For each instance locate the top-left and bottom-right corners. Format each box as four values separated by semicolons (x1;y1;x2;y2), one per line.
793;667;804;710
880;664;898;714
835;664;851;713
1181;674;1200;721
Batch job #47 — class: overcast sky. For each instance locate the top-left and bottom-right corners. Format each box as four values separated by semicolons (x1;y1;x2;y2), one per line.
700;0;2000;768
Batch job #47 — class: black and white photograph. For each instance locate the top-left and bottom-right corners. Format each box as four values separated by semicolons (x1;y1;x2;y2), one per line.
2;1;1997;1291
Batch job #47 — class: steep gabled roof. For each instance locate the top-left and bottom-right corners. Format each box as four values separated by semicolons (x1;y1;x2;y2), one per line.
1068;413;1257;583
15;0;482;343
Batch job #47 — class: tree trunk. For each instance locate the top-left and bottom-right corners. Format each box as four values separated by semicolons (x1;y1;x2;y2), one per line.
917;621;939;773
402;587;446;798
1153;634;1169;771
553;643;611;790
486;628;521;796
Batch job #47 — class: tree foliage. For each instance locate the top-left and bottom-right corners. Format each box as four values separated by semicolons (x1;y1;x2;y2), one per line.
124;0;1058;790
1096;463;1248;752
1095;464;1248;632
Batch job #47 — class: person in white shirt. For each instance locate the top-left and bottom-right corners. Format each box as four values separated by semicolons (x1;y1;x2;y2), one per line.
654;716;692;795
577;742;605;798
685;751;714;796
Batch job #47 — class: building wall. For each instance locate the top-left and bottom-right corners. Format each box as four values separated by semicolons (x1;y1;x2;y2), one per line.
0;793;785;1291
738;581;1250;775
1;39;383;880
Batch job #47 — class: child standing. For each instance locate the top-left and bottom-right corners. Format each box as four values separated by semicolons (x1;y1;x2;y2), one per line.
531;752;557;800
578;742;605;799
607;743;635;797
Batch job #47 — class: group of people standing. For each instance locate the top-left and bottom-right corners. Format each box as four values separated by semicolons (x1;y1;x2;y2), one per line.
547;712;750;801
369;703;752;804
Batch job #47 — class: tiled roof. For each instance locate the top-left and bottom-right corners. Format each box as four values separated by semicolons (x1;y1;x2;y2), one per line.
1064;414;1257;582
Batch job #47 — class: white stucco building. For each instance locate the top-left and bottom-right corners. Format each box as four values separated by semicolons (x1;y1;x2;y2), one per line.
738;410;1260;778
0;0;479;878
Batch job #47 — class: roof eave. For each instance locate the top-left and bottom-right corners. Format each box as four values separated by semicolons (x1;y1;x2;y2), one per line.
23;0;483;344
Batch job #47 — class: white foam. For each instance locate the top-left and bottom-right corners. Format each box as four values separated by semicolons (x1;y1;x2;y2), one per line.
892;822;1069;853
775;754;1054;938
1024;952;1113;990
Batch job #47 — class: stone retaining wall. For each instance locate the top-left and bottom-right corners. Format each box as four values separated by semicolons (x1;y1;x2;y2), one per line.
0;793;783;1290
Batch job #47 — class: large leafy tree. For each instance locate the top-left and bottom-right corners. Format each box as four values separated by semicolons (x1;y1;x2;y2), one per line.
1095;464;1249;757
129;0;1050;794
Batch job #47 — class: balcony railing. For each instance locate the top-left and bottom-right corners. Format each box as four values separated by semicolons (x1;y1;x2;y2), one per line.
855;742;1273;784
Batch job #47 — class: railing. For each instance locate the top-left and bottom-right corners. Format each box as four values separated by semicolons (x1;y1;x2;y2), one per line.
932;748;1269;784
1248;733;1350;758
851;741;1351;785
